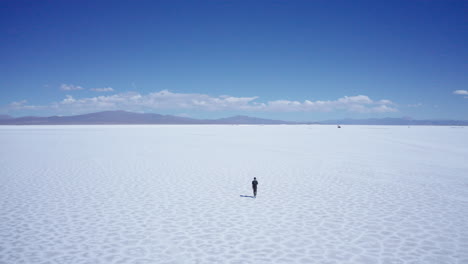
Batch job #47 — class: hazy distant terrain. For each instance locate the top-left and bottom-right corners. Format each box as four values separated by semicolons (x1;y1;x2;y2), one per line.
1;125;467;263
1;111;467;125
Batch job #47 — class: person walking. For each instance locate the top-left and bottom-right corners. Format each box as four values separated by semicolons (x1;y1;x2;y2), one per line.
252;177;258;197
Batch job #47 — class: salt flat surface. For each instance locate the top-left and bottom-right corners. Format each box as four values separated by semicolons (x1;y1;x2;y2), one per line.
1;125;467;264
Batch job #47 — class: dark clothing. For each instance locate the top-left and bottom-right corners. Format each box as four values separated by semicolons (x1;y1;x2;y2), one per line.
252;180;258;196
252;180;258;188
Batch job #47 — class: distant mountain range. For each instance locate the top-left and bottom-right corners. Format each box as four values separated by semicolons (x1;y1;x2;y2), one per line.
0;111;297;125
319;117;468;126
0;111;466;125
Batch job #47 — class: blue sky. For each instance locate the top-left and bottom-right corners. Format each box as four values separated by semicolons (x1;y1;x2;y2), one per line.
1;0;467;121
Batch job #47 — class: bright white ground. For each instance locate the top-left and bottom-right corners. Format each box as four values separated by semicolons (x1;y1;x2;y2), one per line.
0;125;467;264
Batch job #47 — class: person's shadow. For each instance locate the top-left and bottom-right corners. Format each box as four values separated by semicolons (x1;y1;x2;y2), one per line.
240;195;255;198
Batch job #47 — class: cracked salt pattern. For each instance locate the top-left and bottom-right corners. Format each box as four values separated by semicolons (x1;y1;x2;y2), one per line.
0;125;467;264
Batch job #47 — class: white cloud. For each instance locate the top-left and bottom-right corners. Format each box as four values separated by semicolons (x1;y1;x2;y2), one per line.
264;95;397;113
9;100;27;107
371;105;398;113
378;99;394;105
338;95;373;104
60;84;84;91
62;95;76;104
7;100;43;110
6;90;398;115
60;84;114;92
407;103;423;108
90;87;114;92
453;90;468;95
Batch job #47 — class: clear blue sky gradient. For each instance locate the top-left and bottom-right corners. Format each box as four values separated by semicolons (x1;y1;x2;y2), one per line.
1;0;467;120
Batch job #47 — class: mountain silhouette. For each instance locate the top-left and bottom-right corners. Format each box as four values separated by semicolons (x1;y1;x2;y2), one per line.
0;111;466;125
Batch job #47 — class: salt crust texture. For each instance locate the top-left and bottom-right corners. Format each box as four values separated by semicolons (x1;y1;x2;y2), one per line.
0;125;467;264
